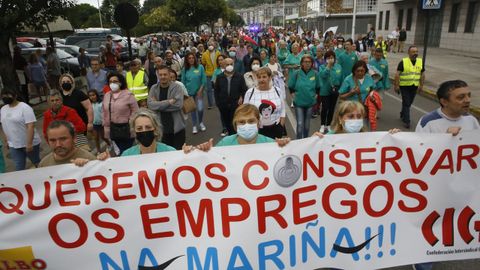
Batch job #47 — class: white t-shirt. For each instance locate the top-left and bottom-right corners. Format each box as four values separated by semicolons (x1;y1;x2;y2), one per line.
243;87;286;127
415;108;480;133
0;102;42;148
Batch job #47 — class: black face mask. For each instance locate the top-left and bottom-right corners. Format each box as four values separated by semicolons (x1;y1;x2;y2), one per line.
136;130;155;147
412;54;418;59
62;82;73;91
2;97;14;104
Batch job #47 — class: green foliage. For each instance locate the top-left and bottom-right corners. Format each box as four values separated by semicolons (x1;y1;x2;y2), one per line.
65;4;98;29
144;6;175;29
166;0;227;29
141;0;167;14
132;14;156;36
225;8;245;27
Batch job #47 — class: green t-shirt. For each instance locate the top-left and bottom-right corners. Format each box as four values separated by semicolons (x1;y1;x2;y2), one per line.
216;134;275;146
122;142;176;156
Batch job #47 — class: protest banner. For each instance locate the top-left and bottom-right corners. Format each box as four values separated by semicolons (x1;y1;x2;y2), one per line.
0;131;479;270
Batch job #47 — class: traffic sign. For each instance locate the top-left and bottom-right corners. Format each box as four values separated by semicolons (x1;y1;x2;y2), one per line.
422;0;442;9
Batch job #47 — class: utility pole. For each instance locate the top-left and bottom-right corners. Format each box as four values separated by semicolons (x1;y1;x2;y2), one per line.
97;0;103;28
351;0;357;40
283;0;286;28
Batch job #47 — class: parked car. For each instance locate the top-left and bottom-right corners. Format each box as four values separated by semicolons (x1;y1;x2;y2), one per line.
16;42;34;49
55;45;86;58
65;33;123;46
21;48;81;77
73;37;137;62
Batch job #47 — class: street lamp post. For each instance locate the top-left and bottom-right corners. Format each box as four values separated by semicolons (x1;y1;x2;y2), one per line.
283;0;286;28
97;0;103;28
351;0;357;40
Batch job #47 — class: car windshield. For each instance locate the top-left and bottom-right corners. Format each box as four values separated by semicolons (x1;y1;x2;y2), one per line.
55;49;74;59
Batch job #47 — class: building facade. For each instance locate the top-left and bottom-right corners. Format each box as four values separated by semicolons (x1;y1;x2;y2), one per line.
376;0;480;53
236;1;300;27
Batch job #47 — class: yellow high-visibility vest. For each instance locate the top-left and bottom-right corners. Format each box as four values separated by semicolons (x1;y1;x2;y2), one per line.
374;40;388;58
126;70;148;101
399;58;423;87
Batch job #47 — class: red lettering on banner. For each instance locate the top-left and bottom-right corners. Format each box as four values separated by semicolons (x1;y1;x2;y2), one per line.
406;148;433;174
323;183;357;219
442;208;455;246
172;166;201;194
138;169;169;197
0;187;23;214
25;182;51;210
292;185;318;224
380;146;402;174
302;152;324;180
205;163;228;192
431;149;454;175
1;261;18;270
257;194;288;233
140;203;174;239
176;199;214;237
220;198;251;237
356;148;377;176
328;150;351;177
56;179;80;206
83;175;108;205
242;160;269;190
399;178;428;212
363;180;394;217
457;144;479;171
112;172;136;201
92;208;124;243
31;259;47;269
15;260;31;269
48;213;88;248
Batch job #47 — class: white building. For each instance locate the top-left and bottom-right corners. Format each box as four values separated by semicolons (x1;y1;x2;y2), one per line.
236;2;300;27
376;0;480;53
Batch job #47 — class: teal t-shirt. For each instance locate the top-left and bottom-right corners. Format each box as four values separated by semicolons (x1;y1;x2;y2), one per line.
216;134;275;146
318;63;343;96
283;52;304;78
288;68;320;107
337;50;359;80
339;74;377;103
369;58;391;90
277;48;289;64
181;65;207;96
121;142;176;156
211;68;223;83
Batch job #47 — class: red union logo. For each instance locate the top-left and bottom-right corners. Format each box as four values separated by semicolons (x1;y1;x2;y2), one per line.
422;206;480;246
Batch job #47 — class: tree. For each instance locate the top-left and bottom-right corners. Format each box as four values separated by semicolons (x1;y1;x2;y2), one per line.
65;4;98;29
144;6;175;30
100;0;141;27
224;7;245;27
167;0;227;31
0;0;74;93
141;0;167;14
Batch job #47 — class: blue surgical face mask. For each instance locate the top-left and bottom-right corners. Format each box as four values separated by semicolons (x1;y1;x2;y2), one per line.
343;119;363;133
237;123;258;140
229;51;236;57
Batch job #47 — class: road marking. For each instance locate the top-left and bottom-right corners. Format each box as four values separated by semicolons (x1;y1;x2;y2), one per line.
384;91;430;115
286;103;297;136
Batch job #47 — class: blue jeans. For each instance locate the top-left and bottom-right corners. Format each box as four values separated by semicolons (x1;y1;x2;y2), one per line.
295;106;313;139
206;76;215;107
400;86;417;125
9;144;41;171
413;263;433;270
191;94;204;127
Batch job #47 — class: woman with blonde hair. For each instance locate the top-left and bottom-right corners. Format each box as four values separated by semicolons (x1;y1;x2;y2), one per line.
122;108;175;156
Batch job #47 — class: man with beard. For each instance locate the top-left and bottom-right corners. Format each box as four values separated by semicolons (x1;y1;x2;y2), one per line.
39;120;97;167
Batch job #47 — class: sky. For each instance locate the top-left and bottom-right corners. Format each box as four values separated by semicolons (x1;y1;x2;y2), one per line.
76;0;145;8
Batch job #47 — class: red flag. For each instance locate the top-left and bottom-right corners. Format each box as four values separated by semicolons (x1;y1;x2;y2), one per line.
242;35;258;46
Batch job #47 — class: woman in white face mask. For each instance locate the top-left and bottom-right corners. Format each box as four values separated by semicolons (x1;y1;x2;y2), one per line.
315;100;398;135
102;72;139;155
243;56;262;89
183;104;290;152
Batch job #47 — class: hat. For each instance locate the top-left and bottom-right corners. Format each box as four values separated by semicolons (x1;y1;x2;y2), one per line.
261;99;276;110
165;49;173;54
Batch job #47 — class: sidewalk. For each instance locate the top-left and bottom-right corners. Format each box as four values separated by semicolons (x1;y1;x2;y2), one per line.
385;46;480;118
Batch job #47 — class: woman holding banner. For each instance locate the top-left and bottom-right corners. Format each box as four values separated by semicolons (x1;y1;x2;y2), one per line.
122;108;175;156
183;104;290;152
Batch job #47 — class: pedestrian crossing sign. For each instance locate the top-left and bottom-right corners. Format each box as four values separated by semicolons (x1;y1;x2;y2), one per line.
422;0;442;9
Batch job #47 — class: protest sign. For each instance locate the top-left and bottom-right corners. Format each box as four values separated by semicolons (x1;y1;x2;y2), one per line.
1;131;479;270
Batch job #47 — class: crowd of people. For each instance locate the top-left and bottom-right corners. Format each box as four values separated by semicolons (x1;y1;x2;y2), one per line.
1;27;478;189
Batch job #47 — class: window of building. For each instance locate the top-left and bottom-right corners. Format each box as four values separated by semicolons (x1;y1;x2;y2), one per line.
465;1;479;33
449;3;461;32
343;0;354;9
398;9;404;28
406;8;413;31
379;11;383;30
385;10;390;30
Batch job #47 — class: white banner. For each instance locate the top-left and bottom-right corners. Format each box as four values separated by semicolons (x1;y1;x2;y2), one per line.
1;131;480;270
